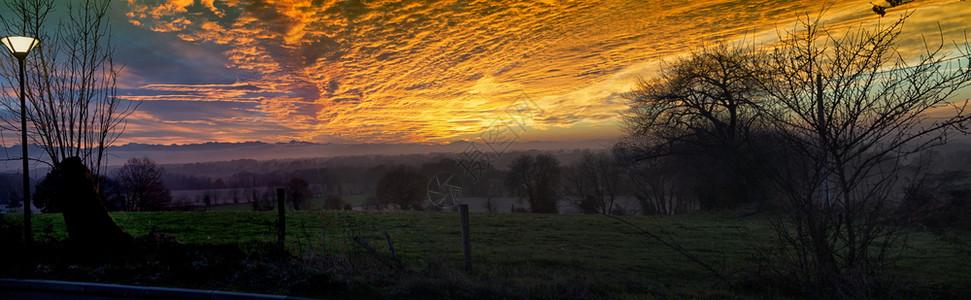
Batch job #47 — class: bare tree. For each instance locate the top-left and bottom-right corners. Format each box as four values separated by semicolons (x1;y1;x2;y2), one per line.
561;163;591;213
615;11;971;296
613;141;691;215
623;44;765;150
562;150;624;214
622;44;774;210
375;165;426;210
758;14;971;297
0;0;134;254
0;0;135;176
286;177;312;210
505;153;561;213
117;157;171;211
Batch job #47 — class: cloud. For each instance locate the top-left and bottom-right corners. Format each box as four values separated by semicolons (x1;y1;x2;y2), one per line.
120;100;306;145
121;82;266;103
119;0;971;144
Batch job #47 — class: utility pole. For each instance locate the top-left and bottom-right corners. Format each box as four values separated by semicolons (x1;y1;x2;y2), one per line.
817;73;830;207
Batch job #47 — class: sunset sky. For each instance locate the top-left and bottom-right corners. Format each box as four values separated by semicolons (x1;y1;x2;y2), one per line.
30;0;971;145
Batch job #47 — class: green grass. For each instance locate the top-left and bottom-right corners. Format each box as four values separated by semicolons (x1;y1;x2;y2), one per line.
4;211;970;298
203;193;371;212
335;193;371;206
299;193;370;209
205;202;253;212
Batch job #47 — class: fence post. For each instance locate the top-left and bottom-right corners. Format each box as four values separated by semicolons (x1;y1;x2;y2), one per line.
277;188;285;249
460;204;472;273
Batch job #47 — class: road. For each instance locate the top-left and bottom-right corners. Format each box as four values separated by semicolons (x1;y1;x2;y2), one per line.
0;279;315;300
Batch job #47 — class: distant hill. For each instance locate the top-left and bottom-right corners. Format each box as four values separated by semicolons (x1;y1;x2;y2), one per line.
0;139;615;172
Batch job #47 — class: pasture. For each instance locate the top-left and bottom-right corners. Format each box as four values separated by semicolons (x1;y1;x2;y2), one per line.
3;210;970;298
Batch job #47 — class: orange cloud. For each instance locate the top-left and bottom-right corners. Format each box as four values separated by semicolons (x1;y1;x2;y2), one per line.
123;0;971;144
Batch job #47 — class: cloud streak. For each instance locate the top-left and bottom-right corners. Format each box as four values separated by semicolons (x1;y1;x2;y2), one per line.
117;0;971;144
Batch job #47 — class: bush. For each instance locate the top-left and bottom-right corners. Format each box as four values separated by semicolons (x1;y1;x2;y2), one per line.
0;217;23;255
900;185;971;230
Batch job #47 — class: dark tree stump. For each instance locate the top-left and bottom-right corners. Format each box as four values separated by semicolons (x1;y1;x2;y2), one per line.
35;157;132;253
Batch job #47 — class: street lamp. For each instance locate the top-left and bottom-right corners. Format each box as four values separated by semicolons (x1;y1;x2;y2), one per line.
2;35;39;250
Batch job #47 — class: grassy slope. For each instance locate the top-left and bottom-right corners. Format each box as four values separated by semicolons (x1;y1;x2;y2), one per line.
9;211;971;298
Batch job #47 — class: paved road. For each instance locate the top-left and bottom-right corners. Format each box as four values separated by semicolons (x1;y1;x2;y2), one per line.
1;289;140;299
0;279;316;299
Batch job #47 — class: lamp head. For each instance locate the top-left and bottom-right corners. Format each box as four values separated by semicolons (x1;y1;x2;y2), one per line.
1;36;39;60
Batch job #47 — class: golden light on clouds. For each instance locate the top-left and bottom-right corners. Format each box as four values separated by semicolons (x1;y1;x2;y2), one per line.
119;0;971;144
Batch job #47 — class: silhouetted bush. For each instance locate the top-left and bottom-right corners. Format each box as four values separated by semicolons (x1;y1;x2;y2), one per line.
376;165;427;210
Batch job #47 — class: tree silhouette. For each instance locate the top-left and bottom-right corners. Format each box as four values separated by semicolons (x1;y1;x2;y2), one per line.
376;165;426;210
117;157;171;211
757;15;971;297
506;154;561;213
622;44;774;210
286;177;312;210
563;150;624;214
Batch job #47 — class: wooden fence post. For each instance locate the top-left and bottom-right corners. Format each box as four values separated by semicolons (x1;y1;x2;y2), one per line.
385;231;402;268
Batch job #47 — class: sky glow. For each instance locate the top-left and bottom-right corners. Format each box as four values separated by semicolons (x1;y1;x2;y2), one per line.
13;0;969;145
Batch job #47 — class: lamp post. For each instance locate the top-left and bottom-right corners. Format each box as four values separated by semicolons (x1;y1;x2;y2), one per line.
2;36;39;251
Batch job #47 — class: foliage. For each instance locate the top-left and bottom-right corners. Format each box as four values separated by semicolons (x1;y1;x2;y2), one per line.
32;179;59;213
97;175;126;211
0;173;25;209
898;161;971;230
0;216;23;258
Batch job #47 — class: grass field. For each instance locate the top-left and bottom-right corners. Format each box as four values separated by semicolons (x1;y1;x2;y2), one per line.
205;194;371;212
3;210;970;298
